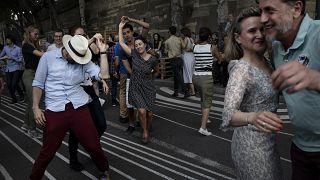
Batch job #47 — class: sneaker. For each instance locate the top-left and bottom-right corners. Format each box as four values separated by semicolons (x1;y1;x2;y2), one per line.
69;160;84;172
198;128;212;136
99;173;110;180
28;130;42;139
21;124;29;132
124;125;135;135
207;119;211;123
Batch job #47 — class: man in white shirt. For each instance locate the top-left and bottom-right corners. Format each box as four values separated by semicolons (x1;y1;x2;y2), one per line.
47;29;64;52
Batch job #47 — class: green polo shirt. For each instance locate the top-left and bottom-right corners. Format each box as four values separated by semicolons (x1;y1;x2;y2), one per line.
272;14;320;152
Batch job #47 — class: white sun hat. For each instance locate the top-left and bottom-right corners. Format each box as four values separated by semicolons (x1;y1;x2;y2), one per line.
62;34;92;64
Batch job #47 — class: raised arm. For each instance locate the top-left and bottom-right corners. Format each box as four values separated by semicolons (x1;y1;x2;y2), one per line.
95;36;110;80
122;16;150;37
118;21;132;55
88;33;101;54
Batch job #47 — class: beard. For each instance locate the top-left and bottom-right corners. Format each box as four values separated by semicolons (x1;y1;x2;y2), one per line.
266;14;293;43
277;14;293;35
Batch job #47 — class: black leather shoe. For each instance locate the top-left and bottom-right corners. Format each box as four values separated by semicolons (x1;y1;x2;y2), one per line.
124;126;135;135
69;161;84;171
119;117;129;123
9;100;17;105
171;92;178;97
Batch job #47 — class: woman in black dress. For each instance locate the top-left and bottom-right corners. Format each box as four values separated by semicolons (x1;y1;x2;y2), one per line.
119;21;160;144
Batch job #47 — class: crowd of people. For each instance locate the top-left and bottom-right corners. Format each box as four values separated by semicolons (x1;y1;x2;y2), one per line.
0;0;319;179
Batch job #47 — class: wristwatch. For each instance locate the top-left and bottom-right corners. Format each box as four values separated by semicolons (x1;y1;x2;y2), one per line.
100;51;107;55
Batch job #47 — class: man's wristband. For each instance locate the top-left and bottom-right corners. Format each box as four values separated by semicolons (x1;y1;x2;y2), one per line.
100;51;107;55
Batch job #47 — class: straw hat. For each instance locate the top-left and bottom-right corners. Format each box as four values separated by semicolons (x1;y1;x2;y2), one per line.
62;35;92;64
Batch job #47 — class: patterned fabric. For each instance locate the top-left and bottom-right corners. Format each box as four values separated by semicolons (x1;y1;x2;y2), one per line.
128;49;158;112
221;60;283;180
107;45;116;74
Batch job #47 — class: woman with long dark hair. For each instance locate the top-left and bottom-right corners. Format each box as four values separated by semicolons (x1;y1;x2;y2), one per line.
152;33;162;57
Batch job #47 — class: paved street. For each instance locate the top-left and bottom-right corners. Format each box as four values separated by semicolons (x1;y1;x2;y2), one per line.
0;79;293;180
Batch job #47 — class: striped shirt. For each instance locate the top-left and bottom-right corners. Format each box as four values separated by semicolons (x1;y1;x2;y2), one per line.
193;44;213;75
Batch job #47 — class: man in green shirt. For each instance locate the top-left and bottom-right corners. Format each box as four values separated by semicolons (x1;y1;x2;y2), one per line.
259;0;320;179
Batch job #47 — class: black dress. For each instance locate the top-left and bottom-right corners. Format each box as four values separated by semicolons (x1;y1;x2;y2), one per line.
128;49;158;112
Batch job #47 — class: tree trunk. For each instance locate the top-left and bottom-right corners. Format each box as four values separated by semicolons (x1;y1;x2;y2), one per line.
79;0;86;27
46;0;62;29
216;0;228;52
170;0;184;31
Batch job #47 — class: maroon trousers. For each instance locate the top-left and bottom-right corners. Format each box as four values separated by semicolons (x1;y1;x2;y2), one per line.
30;103;109;180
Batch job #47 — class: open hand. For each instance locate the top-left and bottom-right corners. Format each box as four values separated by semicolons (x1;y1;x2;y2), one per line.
33;107;46;126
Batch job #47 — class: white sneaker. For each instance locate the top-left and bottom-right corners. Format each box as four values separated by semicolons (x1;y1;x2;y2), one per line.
207;119;211;123
198;128;212;136
21;124;29;132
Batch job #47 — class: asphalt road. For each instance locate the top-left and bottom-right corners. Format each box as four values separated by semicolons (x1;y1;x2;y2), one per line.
0;79;293;180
